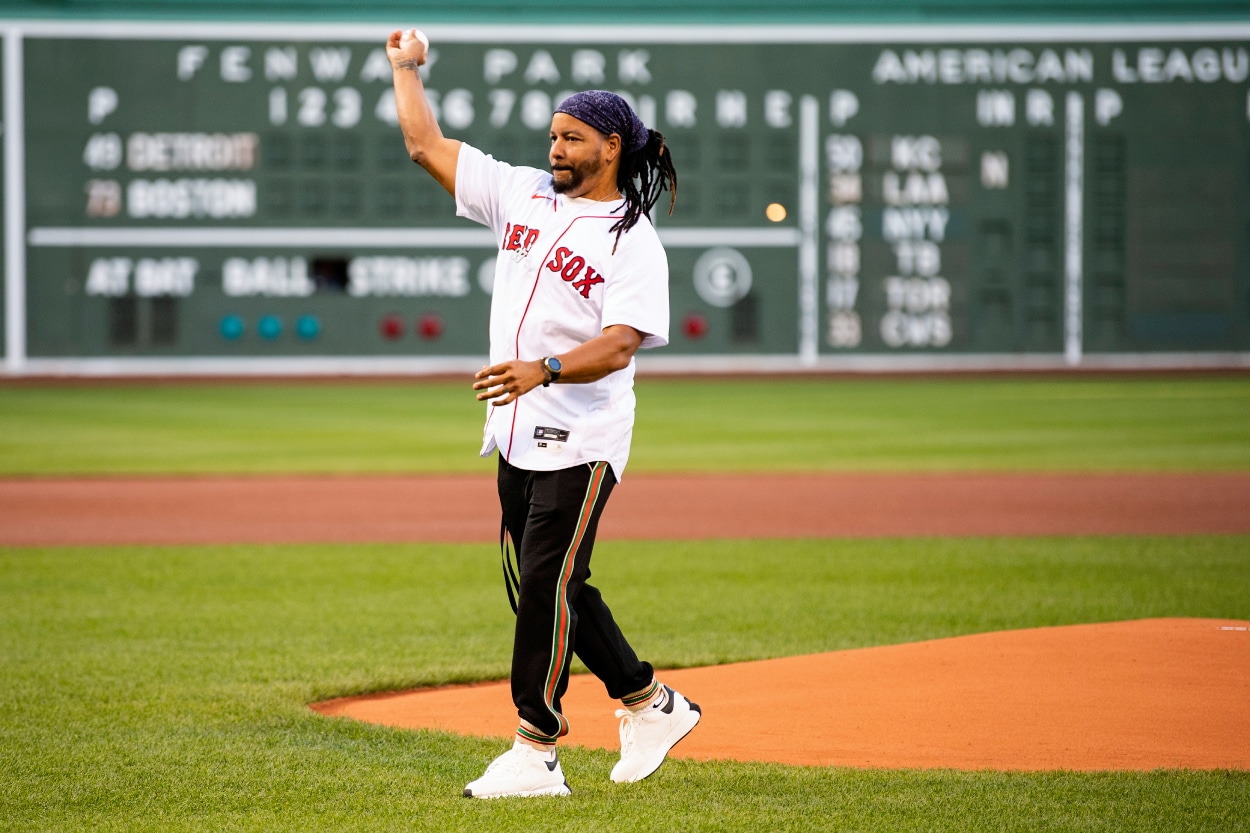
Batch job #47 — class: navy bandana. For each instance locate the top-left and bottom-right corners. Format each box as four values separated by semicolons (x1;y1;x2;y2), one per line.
554;90;649;154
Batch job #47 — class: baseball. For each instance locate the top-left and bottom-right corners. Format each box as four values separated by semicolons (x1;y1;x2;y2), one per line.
401;28;430;51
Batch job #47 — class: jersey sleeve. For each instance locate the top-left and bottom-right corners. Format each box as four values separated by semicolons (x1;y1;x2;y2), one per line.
601;228;670;349
454;143;514;239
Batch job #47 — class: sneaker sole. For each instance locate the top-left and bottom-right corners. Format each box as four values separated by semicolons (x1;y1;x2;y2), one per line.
463;782;571;799
611;702;702;784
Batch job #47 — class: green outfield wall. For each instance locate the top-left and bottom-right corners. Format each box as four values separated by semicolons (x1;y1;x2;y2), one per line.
2;10;1248;374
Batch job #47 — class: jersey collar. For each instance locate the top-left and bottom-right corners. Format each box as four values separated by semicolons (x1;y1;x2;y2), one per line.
558;194;626;214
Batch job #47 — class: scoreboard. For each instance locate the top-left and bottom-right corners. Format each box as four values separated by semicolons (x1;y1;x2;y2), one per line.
2;21;1249;373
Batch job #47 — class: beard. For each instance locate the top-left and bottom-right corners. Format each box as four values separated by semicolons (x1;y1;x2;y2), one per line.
551;155;605;195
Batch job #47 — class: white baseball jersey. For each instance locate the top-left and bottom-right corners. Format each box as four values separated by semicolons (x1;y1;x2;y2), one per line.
455;142;670;479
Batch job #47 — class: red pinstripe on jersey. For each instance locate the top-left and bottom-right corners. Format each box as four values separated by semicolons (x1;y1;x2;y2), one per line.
503;209;622;463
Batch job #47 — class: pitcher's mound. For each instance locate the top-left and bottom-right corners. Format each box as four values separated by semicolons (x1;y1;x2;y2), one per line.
312;618;1250;771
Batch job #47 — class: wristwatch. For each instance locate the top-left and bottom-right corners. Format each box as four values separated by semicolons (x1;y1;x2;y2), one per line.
541;356;562;387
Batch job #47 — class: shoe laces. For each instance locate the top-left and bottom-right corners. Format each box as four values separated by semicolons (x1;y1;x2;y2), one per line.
485;743;539;777
615;708;641;757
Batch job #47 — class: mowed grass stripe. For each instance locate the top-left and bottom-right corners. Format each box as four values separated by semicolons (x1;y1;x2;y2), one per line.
2;536;1247;832
1;376;1248;475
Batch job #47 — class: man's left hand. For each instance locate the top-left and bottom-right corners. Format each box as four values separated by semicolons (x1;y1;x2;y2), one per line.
473;360;545;406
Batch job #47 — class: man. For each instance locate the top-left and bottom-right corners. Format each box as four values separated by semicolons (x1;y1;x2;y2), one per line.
387;30;700;799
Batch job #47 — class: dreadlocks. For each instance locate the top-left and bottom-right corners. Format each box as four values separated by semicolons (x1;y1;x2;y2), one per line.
609;129;677;254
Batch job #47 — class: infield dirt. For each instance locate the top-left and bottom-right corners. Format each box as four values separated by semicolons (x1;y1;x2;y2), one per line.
314;618;1250;771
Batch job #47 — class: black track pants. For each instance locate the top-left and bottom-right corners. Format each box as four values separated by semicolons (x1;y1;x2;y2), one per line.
497;455;654;741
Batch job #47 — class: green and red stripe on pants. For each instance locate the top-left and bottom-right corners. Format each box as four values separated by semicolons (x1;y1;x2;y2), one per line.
498;456;655;743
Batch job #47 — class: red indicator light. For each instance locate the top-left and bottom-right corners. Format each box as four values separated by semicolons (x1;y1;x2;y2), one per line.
418;314;444;340
682;313;708;339
380;314;405;340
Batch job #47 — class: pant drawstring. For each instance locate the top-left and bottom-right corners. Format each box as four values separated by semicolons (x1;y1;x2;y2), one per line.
500;516;520;614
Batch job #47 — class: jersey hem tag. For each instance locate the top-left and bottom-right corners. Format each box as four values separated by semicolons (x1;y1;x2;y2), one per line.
533;426;570;442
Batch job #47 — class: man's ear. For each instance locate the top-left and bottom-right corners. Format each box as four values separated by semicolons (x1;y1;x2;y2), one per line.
604;133;622;163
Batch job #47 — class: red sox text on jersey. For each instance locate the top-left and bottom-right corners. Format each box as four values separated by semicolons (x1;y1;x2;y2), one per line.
544;246;605;299
502;222;540;260
502;222;606;300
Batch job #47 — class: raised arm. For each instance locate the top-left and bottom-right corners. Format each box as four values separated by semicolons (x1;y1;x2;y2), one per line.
386;29;461;196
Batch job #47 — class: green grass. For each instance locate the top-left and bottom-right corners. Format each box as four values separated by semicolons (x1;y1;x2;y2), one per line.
3;376;1248;828
1;376;1248;475
0;381;483;476
633;376;1250;472
2;536;1248;832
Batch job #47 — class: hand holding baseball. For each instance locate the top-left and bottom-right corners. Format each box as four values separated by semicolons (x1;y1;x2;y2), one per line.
387;27;431;68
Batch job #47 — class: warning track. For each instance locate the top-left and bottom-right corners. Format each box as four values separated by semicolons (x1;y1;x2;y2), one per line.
2;471;1248;546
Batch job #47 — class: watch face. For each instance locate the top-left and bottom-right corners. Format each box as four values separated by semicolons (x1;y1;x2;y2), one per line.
547;357;562;373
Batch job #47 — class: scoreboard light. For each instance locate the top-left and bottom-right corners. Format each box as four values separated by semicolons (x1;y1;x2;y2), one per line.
682;312;709;339
765;203;788;222
296;315;321;340
219;315;244;340
379;314;405;340
257;315;283;340
417;314;444;341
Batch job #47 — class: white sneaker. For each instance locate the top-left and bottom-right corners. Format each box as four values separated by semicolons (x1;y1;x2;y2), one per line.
610;686;701;783
463;740;572;799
